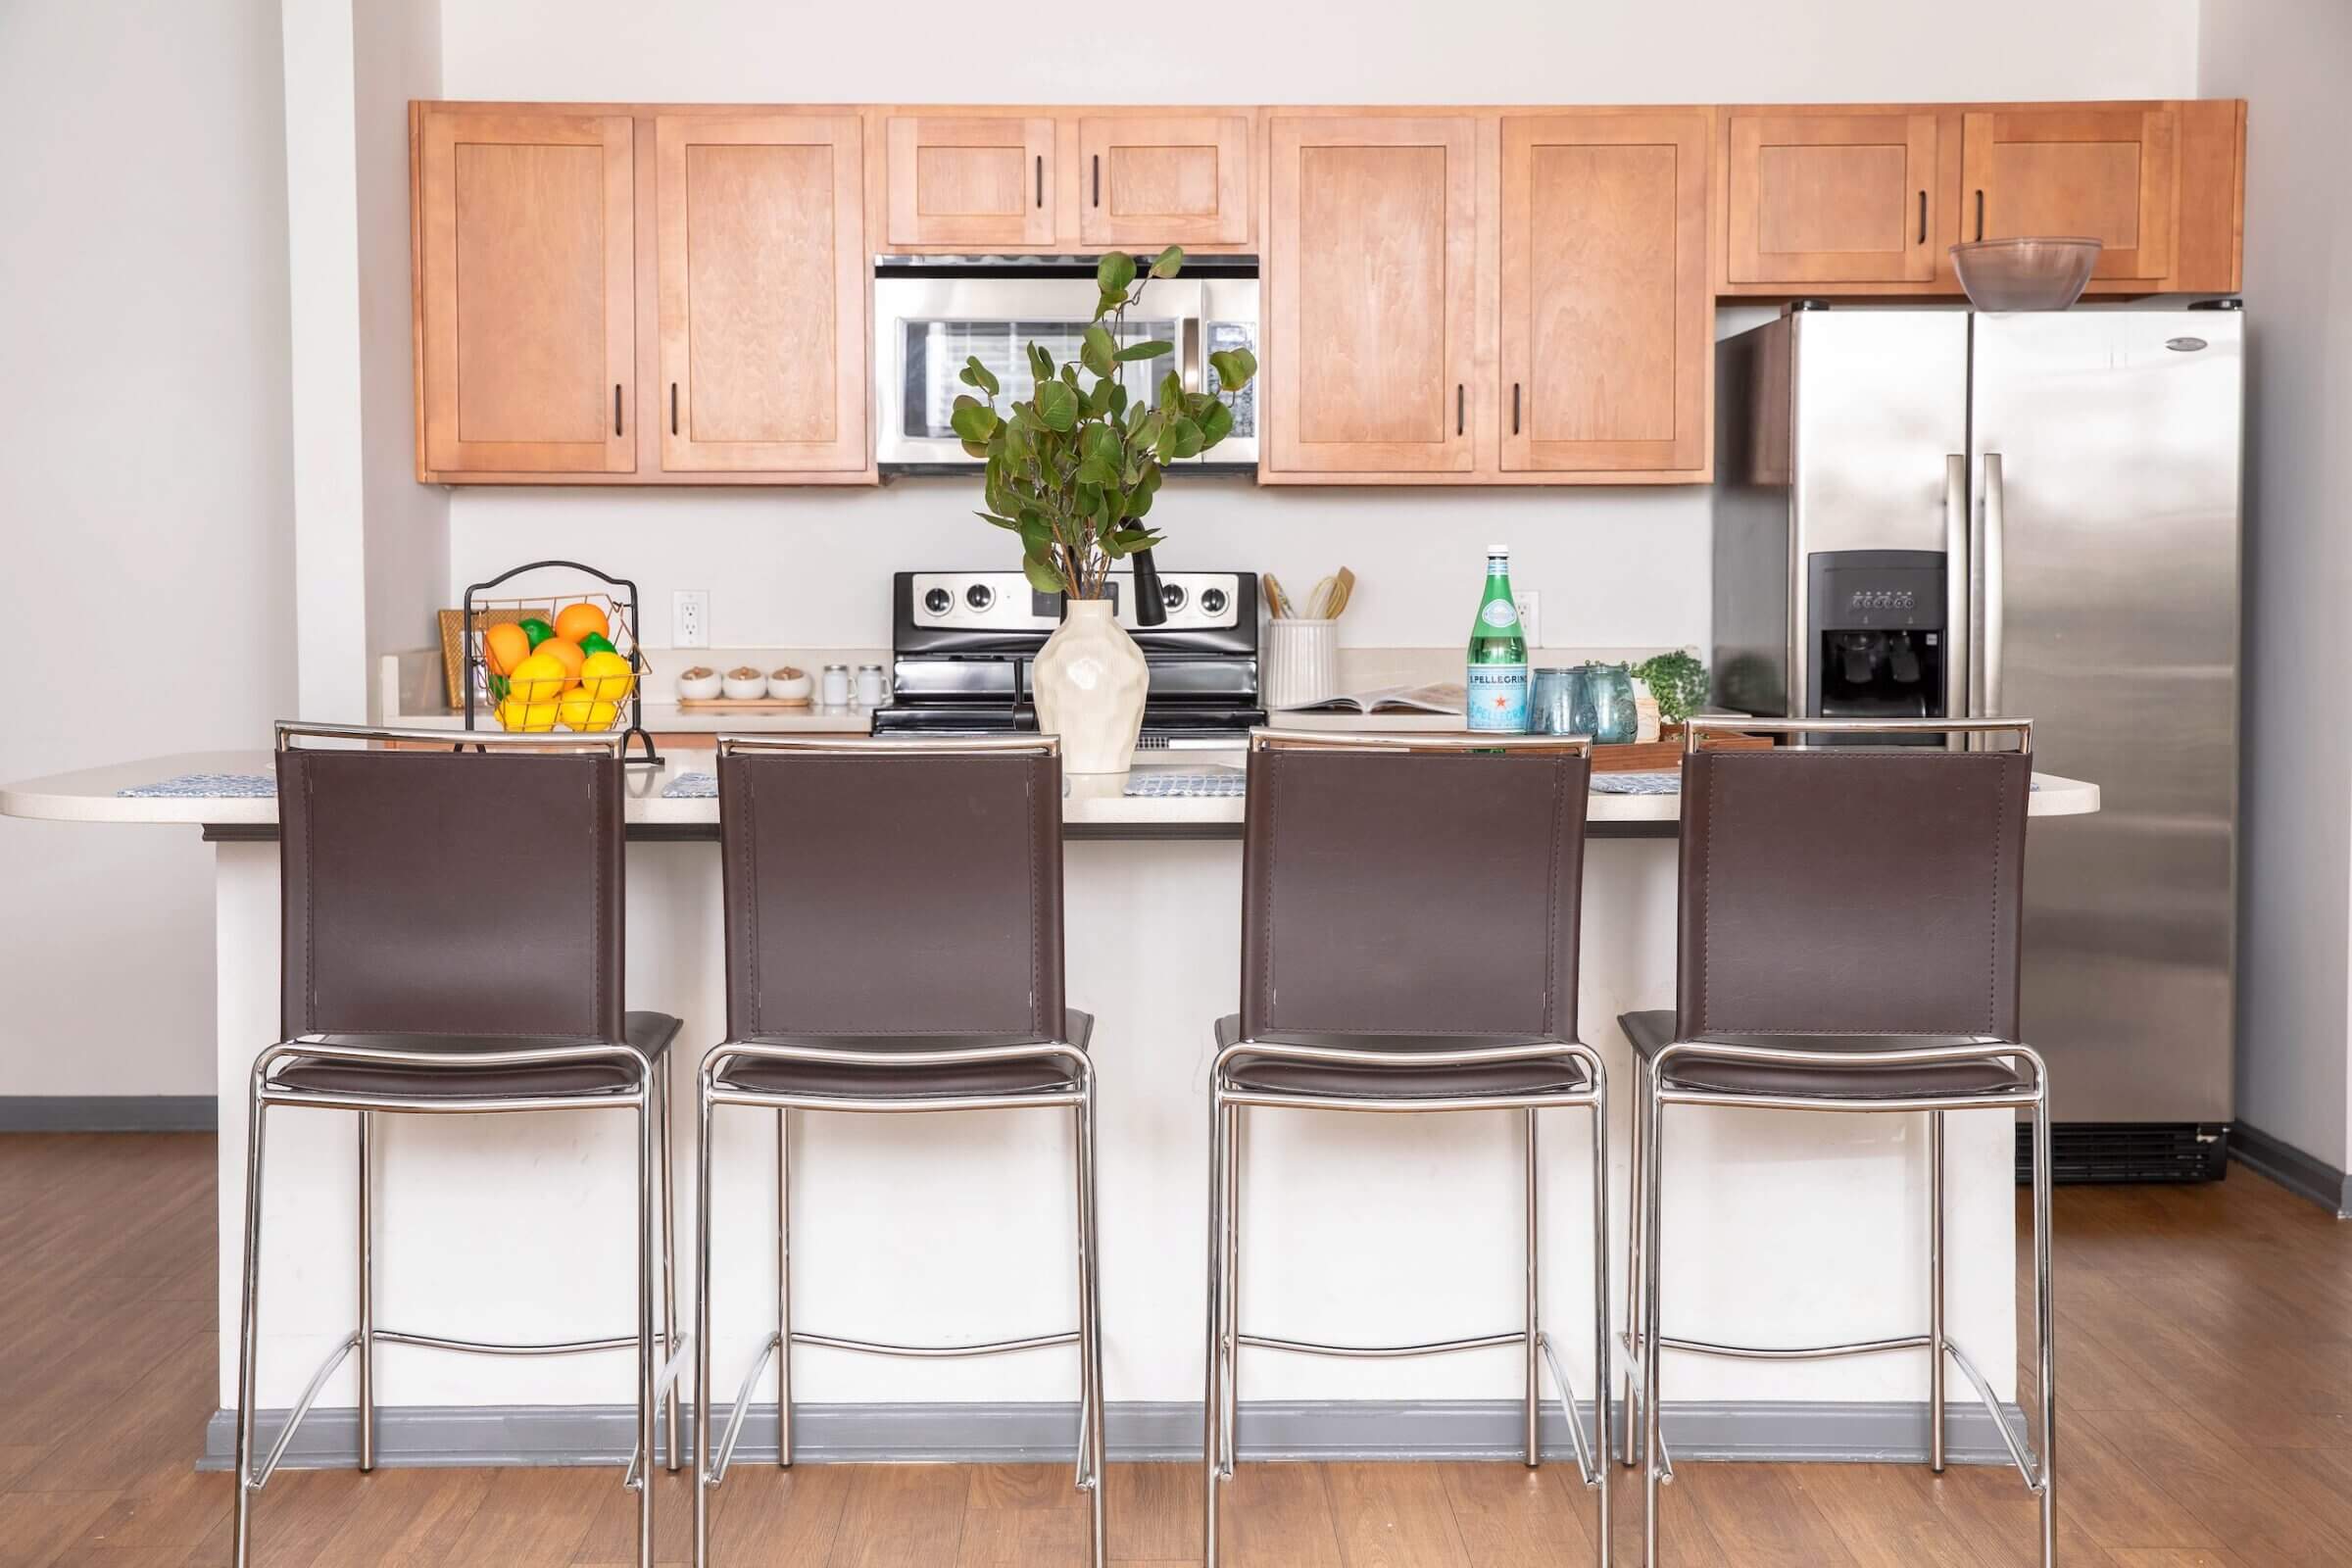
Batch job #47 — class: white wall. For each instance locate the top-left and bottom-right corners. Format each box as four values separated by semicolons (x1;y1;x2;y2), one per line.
2200;0;2352;1172
435;0;2198;656
0;1;297;1099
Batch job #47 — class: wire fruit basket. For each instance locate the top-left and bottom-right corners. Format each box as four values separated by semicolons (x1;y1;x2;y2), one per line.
461;560;659;764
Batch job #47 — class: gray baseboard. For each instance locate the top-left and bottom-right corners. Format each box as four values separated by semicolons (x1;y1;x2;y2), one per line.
0;1096;218;1133
2231;1121;2352;1217
202;1397;2032;1472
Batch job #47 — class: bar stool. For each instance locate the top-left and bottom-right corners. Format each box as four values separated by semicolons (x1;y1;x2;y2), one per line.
1204;730;1612;1568
692;735;1103;1568
1618;716;2054;1567
234;724;685;1568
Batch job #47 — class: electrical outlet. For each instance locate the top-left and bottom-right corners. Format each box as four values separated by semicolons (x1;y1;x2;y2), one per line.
1514;590;1543;649
673;589;710;649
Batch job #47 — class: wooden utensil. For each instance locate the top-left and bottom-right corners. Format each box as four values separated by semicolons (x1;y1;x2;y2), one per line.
1263;572;1293;618
1303;574;1338;618
1324;566;1356;619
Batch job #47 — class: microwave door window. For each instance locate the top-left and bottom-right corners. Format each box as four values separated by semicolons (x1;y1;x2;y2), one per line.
902;318;1181;441
1204;320;1257;439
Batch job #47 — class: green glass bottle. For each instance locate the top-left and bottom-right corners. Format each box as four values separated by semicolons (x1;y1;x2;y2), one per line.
1465;546;1530;733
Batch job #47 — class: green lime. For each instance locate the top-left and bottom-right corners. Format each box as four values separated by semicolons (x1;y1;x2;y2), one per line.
578;631;616;657
518;617;556;648
488;672;511;702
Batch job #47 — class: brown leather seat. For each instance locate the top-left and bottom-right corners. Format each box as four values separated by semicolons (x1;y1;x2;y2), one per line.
1214;1013;1592;1100
272;1011;683;1101
1617;1009;2027;1101
715;1010;1093;1101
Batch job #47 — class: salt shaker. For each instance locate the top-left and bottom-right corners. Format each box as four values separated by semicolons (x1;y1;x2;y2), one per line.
820;662;852;706
855;662;888;708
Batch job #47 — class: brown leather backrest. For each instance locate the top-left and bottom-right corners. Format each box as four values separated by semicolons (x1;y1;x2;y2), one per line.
1242;748;1590;1040
717;749;1063;1039
276;747;625;1042
1677;746;2032;1039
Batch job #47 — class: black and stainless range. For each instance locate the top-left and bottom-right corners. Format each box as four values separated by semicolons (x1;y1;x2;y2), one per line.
874;568;1262;748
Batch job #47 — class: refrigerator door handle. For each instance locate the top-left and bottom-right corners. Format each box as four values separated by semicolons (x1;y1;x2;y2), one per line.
1943;453;1970;731
1982;452;2007;717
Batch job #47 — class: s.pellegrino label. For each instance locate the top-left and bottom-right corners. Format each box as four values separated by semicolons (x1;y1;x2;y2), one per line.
1466;547;1529;732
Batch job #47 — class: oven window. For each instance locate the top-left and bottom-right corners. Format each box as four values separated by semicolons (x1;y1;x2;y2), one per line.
902;319;1181;441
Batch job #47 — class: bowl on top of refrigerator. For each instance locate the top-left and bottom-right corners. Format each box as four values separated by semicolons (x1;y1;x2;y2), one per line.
1949;238;2101;311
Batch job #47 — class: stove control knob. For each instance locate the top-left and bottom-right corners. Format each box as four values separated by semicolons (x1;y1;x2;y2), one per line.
1200;586;1229;616
922;586;953;615
1159;583;1188;612
965;583;995;612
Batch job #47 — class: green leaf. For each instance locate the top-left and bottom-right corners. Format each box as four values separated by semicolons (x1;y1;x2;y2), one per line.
1082;425;1122;464
1028;343;1054;383
1086;375;1115;416
1128;410;1164;453
1114;339;1173;363
1165;416;1204;460
1108;381;1129;416
1035;379;1080;431
975;511;1022;530
1126;481;1154;518
1158;370;1185;409
1076;455;1120;488
1150;245;1184;278
1199;399;1234;448
1094;289;1127;323
950;396;1000;445
959;356;1000;396
1022;553;1067;595
1081;324;1117;378
1095;251;1138;295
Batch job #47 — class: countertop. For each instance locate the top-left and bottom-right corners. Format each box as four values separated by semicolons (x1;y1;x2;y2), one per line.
2;748;2101;840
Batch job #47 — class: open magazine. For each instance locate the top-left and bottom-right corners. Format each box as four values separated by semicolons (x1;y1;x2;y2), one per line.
1280;681;1464;715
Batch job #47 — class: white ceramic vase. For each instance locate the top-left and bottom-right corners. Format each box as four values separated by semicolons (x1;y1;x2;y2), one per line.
1032;597;1149;776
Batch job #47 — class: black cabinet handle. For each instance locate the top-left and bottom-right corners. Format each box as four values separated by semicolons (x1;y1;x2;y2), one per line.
1974;188;1985;242
1512;382;1521;436
670;382;678;436
613;384;622;437
1036;154;1044;210
1456;384;1465;437
1918;190;1928;244
1092;154;1101;207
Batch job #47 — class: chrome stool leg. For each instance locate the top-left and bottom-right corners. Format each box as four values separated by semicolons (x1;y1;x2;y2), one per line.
1586;1087;1613;1561
1929;1107;1946;1474
1620;1054;1645;1469
358;1109;375;1474
635;1082;658;1568
229;1092;270;1568
1639;1085;1666;1568
1220;1102;1241;1479
660;1059;681;1474
776;1106;793;1469
2030;1089;2058;1567
1201;1085;1229;1568
1524;1107;1541;1468
1074;1071;1108;1568
694;1082;718;1568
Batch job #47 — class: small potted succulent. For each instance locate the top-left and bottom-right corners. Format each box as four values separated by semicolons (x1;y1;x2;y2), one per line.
952;247;1255;775
1632;650;1709;735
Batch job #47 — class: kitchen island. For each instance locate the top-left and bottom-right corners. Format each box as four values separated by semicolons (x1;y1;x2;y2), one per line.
2;748;2095;1470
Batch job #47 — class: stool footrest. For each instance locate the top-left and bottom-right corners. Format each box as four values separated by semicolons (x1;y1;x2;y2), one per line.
246;1332;361;1493
373;1328;639;1357
1658;1332;1934;1362
1945;1337;2043;1492
792;1328;1080;1358
1534;1331;1602;1488
1238;1329;1526;1360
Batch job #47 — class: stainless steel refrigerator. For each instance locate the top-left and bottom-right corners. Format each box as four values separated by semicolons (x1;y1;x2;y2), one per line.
1711;305;2243;1180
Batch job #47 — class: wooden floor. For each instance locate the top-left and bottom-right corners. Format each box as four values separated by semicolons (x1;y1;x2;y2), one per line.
1;1135;2347;1566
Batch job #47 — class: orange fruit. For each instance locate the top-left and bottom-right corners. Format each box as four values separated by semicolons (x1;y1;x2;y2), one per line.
535;637;586;685
554;603;610;645
482;622;531;677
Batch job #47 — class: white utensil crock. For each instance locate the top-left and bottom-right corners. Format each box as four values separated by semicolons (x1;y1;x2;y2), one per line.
1033;597;1150;775
1264;617;1341;710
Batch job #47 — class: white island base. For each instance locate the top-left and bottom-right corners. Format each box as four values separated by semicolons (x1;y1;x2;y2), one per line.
4;750;2097;1469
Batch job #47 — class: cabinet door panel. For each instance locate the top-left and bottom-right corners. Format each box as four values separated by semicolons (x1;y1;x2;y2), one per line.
886;116;1054;247
416;110;634;474
1079;115;1249;246
1266;116;1476;474
656;115;865;472
1501;112;1708;474
1728;112;1937;283
1962;108;2175;280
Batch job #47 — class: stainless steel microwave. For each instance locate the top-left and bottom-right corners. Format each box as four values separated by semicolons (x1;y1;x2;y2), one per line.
873;256;1258;472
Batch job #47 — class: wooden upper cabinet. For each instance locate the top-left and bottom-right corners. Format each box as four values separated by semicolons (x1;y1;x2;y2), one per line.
1726;111;1939;284
1265;116;1479;476
1078;115;1250;247
1501;112;1709;477
655;115;866;472
1961;107;2176;281
884;115;1055;248
414;108;635;476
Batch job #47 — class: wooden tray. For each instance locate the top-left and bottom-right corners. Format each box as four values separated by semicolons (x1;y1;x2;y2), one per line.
1590;731;1772;772
675;696;813;711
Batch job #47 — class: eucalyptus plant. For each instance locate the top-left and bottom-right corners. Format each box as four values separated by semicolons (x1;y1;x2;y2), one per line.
953;247;1256;599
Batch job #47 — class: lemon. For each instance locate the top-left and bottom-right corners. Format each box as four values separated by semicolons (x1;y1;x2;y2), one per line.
509;651;569;704
578;651;636;704
558;692;619;731
496;694;562;733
